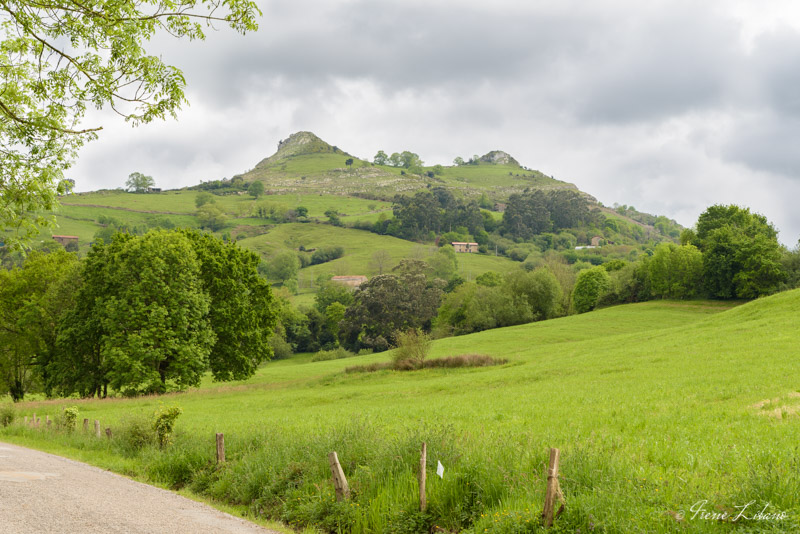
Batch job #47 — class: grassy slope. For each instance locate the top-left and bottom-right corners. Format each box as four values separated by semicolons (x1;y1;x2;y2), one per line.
44;191;520;306
5;295;800;532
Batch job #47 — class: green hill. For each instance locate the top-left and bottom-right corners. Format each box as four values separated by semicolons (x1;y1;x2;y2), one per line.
12;130;683;304
6;291;800;532
238;131;577;201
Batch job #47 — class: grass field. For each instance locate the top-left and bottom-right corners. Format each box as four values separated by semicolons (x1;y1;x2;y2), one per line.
4;294;799;533
238;223;520;298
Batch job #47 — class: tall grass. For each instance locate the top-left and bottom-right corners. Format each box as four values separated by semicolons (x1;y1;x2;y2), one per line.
3;297;800;532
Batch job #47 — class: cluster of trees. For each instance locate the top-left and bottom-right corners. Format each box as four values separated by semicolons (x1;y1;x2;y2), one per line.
436;268;562;335
373;150;424;172
270;260;446;354
502;189;598;240
0;230;275;401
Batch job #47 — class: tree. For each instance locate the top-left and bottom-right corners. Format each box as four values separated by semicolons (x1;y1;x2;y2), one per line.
196;204;228;231
648;243;703;299
345;158;354;169
369;249;393;275
373;150;388;165
248;180;265;198
0;0;259;250
572;266;610;313
266;251;301;284
126;172;155;193
694;205;785;299
453;156;465;166
55;231;215;395
195;192;216;208
340;260;443;351
426;245;458;281
324;209;342;227
0;250;79;400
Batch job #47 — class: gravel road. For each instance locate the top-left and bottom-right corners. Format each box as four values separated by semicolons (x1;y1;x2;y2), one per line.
0;441;279;534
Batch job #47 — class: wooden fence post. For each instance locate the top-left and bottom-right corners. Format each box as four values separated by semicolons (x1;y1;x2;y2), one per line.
46;416;51;428
216;433;225;464
105;428;112;439
541;448;565;527
24;416;28;426
419;442;427;512
83;418;89;432
328;451;350;501
33;413;37;427
94;420;101;438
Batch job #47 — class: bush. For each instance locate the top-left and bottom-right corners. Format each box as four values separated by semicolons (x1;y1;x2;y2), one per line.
61;406;79;432
392;329;431;369
153;405;182;448
269;335;294;360
311;347;355;362
346;354;506;374
117;413;157;454
310;246;345;265
0;404;15;427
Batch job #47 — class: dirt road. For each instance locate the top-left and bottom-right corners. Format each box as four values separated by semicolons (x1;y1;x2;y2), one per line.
0;441;278;534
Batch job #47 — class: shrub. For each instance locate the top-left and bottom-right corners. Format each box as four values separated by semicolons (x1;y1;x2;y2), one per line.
269;335;294;360
116;413;157;454
61;406;79;432
153;405;182;448
311;347;355;362
346;354;506;373
310;246;345;265
391;329;431;369
0;405;15;427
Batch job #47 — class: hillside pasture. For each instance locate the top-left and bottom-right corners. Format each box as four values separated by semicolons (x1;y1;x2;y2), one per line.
5;295;799;532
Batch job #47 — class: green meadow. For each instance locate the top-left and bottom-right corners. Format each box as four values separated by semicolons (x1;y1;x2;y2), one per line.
4;294;799;533
41;191;519;305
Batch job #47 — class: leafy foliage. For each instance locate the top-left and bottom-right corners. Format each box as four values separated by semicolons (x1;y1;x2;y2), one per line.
153;405;182;448
179;229;276;382
572;266;610;313
61;406;78;432
126;172;155;193
391;329;431;369
0;0;259;249
693;205;785;299
0;249;79;400
0;404;14;426
341;260;443;351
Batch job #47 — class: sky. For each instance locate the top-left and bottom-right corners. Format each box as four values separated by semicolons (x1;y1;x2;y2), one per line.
71;0;800;245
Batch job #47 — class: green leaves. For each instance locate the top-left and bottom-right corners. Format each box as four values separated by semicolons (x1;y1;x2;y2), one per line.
1;0;260;249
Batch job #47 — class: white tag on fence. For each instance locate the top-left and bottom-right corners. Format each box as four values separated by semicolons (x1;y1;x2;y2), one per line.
436;460;444;479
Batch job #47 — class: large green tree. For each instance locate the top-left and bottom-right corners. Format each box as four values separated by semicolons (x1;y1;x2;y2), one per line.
0;0;259;250
341;260;443;351
54;229;275;396
692;205;785;299
57;231;214;395
125;172;155;193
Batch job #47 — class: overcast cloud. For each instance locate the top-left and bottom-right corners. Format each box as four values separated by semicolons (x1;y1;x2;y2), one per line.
71;0;800;245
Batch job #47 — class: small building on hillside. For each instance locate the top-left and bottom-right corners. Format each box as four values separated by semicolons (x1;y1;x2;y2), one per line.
590;236;604;247
331;275;368;288
452;242;479;253
52;235;79;248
